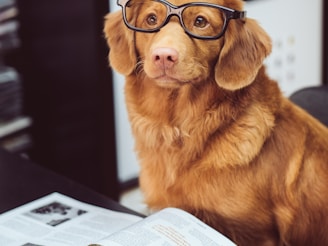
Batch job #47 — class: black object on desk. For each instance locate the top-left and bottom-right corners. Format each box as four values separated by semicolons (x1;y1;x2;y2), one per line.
0;148;141;216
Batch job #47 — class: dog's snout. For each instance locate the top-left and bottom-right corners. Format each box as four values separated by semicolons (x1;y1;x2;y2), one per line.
152;47;178;69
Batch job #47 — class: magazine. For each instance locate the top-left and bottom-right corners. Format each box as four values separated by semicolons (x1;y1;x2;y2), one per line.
0;193;236;246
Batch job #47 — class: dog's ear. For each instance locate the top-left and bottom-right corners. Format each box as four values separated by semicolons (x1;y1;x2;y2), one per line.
103;11;136;75
215;19;272;91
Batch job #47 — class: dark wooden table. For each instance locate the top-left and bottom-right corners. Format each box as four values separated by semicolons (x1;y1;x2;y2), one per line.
0;148;141;216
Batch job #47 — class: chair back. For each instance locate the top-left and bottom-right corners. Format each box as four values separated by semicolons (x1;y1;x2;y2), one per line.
289;86;328;127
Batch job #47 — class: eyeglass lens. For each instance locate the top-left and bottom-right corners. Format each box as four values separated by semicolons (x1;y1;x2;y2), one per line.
124;0;226;38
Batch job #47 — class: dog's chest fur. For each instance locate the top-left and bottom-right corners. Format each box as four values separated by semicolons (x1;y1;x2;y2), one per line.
123;70;290;245
126;70;276;201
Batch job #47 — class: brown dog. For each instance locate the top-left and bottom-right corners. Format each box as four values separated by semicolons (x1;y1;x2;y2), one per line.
104;0;328;245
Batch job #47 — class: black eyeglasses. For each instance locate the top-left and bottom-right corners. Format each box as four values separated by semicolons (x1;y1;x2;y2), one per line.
117;0;246;40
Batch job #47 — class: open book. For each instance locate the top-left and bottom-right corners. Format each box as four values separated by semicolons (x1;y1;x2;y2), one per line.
0;192;236;246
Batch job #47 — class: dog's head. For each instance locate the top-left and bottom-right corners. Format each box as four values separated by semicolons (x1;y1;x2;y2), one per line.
104;0;272;91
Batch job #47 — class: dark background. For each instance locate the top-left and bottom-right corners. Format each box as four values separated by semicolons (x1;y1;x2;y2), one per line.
5;0;119;200
324;0;328;85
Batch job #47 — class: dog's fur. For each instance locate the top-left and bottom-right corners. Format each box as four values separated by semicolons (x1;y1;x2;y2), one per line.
104;0;328;245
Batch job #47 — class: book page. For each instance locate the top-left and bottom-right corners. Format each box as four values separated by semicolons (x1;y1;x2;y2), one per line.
0;193;142;246
92;207;236;246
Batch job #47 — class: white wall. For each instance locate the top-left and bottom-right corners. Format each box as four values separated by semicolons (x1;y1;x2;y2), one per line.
245;0;323;96
109;0;323;183
109;0;140;183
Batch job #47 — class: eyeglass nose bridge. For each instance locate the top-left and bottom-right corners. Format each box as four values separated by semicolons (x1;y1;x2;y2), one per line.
163;5;186;26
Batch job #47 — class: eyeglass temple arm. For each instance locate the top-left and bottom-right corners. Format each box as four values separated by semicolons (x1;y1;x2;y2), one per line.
232;10;247;20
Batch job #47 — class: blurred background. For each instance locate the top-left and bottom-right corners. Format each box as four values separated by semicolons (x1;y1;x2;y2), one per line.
0;0;327;202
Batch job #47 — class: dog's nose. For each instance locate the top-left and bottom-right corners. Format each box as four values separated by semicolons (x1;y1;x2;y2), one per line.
151;48;178;69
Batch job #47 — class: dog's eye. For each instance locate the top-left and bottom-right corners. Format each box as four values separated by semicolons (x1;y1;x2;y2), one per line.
194;16;208;28
146;14;158;26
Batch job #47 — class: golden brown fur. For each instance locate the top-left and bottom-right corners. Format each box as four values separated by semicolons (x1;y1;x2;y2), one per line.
104;0;328;245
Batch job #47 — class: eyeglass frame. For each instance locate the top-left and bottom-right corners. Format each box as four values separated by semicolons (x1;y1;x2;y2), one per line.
117;0;246;40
